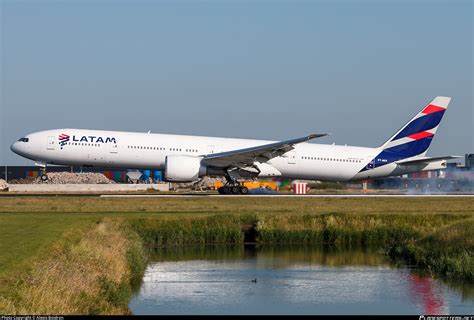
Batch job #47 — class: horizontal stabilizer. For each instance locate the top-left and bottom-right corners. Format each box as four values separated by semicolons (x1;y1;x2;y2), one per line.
395;156;461;166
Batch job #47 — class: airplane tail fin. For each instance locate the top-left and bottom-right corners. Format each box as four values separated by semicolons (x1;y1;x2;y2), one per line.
378;96;451;160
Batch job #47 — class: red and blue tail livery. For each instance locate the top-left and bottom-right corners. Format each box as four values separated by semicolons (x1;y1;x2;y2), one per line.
360;97;451;172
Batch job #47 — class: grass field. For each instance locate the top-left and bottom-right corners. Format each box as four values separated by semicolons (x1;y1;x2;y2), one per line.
0;196;472;314
1;196;473;214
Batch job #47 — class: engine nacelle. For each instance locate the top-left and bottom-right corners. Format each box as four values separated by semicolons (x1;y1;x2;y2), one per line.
164;155;206;182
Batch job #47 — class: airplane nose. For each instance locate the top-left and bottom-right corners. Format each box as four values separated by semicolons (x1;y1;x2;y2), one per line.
10;141;26;156
10;142;20;154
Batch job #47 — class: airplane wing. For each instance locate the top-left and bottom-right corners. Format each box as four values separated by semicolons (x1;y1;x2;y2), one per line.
395;156;461;166
203;133;329;167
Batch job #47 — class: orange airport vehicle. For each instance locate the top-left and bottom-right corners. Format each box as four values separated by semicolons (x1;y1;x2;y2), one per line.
213;180;278;191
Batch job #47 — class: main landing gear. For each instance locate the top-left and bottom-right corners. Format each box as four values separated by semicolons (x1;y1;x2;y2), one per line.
217;182;249;195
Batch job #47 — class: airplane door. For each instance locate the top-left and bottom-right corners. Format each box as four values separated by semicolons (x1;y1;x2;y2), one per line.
108;143;118;164
288;151;296;164
47;136;55;150
110;143;118;154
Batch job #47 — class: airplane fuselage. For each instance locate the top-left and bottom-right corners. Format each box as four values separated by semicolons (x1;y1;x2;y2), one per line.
11;128;441;182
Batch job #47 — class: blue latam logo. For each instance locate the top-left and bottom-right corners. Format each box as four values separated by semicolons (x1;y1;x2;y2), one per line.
59;133;117;149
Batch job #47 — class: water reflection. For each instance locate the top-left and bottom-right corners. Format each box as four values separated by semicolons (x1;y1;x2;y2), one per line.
130;245;474;315
408;274;446;314
147;244;390;266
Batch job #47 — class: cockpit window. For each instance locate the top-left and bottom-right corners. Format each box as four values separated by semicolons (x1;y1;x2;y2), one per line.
18;137;29;142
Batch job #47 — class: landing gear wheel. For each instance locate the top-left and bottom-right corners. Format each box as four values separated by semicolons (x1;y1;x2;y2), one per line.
231;186;241;194
223;186;232;194
240;186;249;194
218;187;231;195
40;174;49;182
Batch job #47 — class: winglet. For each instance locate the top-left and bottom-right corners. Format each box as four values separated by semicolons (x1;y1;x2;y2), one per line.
307;133;330;141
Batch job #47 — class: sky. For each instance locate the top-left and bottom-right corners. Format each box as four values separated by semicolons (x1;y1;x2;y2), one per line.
0;0;472;165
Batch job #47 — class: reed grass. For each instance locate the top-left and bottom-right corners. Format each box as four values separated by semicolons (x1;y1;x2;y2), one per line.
127;215;245;246
393;218;474;281
254;212;469;245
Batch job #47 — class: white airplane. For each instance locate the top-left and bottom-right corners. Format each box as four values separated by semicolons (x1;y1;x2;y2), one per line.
11;96;458;194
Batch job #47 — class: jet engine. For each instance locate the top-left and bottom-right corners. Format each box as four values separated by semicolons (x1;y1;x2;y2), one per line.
164;155;206;182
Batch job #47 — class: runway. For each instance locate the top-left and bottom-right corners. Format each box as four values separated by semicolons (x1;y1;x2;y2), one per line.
100;194;474;198
0;193;473;198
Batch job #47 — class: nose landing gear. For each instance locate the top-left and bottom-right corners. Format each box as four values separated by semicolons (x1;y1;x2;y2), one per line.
37;163;49;182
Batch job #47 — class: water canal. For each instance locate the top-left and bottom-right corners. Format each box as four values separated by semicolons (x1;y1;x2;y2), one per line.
129;245;474;315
